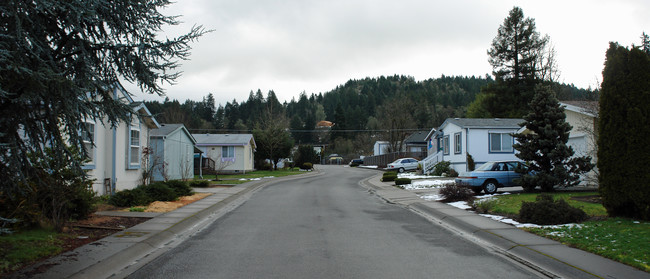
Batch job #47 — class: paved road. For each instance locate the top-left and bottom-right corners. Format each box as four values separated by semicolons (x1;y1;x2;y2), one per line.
128;165;538;278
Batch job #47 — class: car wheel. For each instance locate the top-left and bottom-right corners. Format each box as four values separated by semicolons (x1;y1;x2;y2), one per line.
398;167;405;173
471;187;483;194
483;180;498;194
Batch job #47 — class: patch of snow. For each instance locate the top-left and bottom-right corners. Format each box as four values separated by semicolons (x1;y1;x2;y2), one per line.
479;214;520;225
447;201;472;210
401;179;455;190
420;194;444;201
359;165;379;169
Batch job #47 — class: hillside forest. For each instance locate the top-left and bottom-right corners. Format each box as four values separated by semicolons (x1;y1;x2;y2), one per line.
145;75;597;160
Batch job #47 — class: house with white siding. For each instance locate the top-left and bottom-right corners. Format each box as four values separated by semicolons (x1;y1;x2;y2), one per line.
82;86;160;195
192;134;256;174
423;118;523;174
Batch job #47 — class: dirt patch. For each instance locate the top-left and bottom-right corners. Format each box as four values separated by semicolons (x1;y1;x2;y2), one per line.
11;192;212;277
142;192;212;212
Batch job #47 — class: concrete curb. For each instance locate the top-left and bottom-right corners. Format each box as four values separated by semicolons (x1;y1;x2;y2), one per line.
359;173;650;279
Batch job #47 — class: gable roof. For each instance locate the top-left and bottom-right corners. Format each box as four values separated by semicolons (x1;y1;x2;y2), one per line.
404;131;429;144
192;133;256;148
560;101;598;118
151;124;197;144
441;118;523;130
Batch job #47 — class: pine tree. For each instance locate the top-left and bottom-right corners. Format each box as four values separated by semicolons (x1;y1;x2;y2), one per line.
513;85;593;192
598;43;650;220
468;6;550;118
0;0;207;195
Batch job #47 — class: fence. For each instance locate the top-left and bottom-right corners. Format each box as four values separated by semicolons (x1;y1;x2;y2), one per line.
363;151;427;168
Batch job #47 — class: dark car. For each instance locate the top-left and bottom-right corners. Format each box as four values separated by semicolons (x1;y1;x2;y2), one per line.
455;161;531;194
349;159;364;166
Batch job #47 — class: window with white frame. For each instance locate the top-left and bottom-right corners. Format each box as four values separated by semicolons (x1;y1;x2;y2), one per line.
222;146;235;162
82;122;95;164
129;125;140;166
443;135;450;155
454;132;462;154
489;132;513;152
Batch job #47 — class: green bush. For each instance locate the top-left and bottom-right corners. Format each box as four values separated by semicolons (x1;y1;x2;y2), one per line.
381;172;397;182
439;183;474;202
108;188;152;207
301;162;313;170
190;180;210;188
142;182;177;202
433;161;452;176
471;198;497;214
165;180;193;197
394;178;412;186
518;194;588;225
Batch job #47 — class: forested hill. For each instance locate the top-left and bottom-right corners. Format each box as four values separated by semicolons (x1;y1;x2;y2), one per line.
144;75;596;137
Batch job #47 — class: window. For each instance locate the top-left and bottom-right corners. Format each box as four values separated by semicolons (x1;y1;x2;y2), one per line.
443;135;450;155
82;122;95;167
222;146;235;162
489;133;513;153
128;125;140;167
454;132;462;154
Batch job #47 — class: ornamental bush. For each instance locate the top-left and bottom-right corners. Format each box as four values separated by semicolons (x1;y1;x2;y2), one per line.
394;178;412;186
433;161;451;176
190;180;210;188
381;172;397;182
302;162;313;170
518;194;588;225
165;180;193;197
439;183;474;203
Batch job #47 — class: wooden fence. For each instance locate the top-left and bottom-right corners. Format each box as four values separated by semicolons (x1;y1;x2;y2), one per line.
363;151;427;168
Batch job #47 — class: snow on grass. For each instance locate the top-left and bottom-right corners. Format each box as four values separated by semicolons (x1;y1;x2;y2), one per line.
447;201;472;209
400;179;455;190
420;194;444;201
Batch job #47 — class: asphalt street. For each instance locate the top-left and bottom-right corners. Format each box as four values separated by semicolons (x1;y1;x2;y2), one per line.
127;165;538;279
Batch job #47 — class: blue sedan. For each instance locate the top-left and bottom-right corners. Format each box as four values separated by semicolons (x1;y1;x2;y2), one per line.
455;161;529;194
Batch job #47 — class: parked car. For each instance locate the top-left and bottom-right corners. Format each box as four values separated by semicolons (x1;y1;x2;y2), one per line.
455;160;531;194
349;159;364;166
386;158;420;173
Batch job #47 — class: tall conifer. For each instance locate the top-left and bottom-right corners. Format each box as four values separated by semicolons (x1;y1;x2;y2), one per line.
513;85;593;192
598;43;650;220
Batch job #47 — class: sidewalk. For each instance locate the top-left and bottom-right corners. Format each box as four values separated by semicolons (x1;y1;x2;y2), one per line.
11;170;323;279
360;174;649;279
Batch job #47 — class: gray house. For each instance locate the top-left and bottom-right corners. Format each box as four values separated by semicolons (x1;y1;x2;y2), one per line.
150;124;197;181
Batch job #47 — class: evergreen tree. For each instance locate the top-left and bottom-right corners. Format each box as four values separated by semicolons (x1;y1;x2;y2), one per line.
0;0;206;227
641;32;650;55
513;84;593;192
469;6;550;118
598;43;650;220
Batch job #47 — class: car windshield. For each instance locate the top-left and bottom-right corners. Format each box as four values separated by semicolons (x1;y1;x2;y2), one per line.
475;162;495;171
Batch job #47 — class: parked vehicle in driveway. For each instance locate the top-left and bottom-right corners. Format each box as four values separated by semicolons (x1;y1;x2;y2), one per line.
386;158;420;173
349;159;364;166
455;161;531;194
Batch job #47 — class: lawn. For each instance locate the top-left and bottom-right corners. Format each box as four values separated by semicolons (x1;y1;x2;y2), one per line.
0;229;63;275
482;192;607;217
195;168;306;184
475;192;649;272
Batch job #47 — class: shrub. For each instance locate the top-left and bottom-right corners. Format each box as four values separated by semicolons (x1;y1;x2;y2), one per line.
109;188;152;207
190;180;210;188
439;183;474;203
466;153;476;171
471;198;497;214
142;182;177;202
447;169;459;177
394;178;412;186
433;161;451;176
301;162;313;170
381;172;397;182
518;194;588;225
165;180;193;197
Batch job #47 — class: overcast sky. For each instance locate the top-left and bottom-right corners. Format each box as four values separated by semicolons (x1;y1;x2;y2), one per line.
125;0;650;107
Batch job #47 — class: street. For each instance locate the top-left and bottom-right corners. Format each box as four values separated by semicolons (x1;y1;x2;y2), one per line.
127;165;538;278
